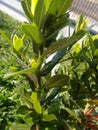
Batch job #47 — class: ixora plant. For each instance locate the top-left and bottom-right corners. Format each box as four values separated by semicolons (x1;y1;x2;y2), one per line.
2;0;98;129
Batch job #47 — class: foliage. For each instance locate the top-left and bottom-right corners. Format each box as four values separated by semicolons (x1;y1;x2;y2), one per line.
1;0;98;130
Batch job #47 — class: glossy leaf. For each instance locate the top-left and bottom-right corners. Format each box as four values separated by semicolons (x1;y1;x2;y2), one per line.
45;75;69;88
42;49;67;76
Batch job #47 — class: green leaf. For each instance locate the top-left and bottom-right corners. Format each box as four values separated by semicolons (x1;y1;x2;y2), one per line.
88;33;95;53
65;107;81;123
13;35;24;51
31;92;42;114
47;0;73;16
34;0;49;28
4;67;37;79
57;0;73;17
20;95;33;109
45;75;69;88
94;49;98;56
42;114;56;122
17;105;30;115
44;30;85;56
21;24;44;45
21;0;33;22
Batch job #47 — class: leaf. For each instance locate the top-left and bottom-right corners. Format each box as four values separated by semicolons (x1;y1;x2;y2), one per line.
13;35;24;51
4;67;37;79
57;0;73;17
74;43;81;53
75;14;88;33
17;105;30;115
45;75;69;88
94;39;98;49
21;0;33;22
94;49;98;56
31;0;38;15
87;33;95;53
34;0;49;28
42;48;67;76
20;95;33;109
0;29;12;44
42;114;56;122
65;107;81;123
44;30;85;56
45;87;61;106
75;15;84;33
92;34;98;41
47;0;73;16
31;92;42;114
21;24;44;45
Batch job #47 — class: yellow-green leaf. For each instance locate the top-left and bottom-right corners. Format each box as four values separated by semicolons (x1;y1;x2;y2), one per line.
31;0;38;15
31;92;42;114
13;35;24;51
42;114;56;122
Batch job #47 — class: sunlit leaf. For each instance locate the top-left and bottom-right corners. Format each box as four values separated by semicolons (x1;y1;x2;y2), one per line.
92;34;98;41
31;92;42;114
13;35;24;51
21;24;44;45
42;114;56;122
31;0;38;15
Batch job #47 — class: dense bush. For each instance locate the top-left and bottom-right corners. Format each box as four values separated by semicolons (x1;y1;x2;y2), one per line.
1;0;98;130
